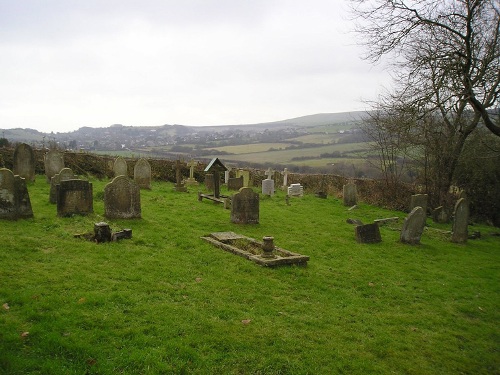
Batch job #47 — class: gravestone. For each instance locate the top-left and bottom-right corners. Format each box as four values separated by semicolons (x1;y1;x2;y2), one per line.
205;174;214;192
287;183;303;197
432;206;449;224
205;158;227;199
410;194;428;214
231;187;259;224
236;169;250;188
224;167;232;184
228;176;244;191
400;206;426;244
282;168;289;188
343;182;357;206
262;179;275;196
13;143;35;182
133;158;151;190
113;157;128;177
44;150;65;183
173;160;187;192
49;168;75;203
0;168;33;220
355;223;382;243
56;179;93;217
104;175;141;219
184;159;199;186
451;198;469;243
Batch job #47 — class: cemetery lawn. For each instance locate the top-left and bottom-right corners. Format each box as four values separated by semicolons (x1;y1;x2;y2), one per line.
1;177;499;374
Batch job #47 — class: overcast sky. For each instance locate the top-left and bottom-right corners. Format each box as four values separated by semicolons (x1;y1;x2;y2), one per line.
0;0;390;133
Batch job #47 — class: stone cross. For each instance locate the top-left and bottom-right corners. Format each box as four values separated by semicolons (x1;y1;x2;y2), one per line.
187;159;197;179
266;167;273;180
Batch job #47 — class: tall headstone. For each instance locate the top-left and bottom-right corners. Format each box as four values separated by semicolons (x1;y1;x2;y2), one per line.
224;167;232;184
56;179;93;217
0;168;33;220
451;198;469;243
44;150;65;183
133;158;151;190
113;157;128;177
185;159;199;186
231;187;259;224
49;168;75;203
343;182;357;206
205;158;228;199
400;206;426;244
13;143;35;182
173;160;188;192
410;194;428;214
104;175;141;219
355;223;381;243
282;168;289;188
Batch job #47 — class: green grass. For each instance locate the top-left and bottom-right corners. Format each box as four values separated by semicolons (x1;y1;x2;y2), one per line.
204;143;293;154
1;176;499;374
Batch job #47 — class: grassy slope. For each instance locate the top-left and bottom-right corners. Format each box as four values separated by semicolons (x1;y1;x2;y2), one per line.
1;177;499;374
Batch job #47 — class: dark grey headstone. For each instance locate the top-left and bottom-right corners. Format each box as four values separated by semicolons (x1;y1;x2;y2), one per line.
205;174;214;192
451;198;469;243
432;206;449;224
13;143;35;182
355;223;381;243
410;194;428;214
0;168;33;220
49;168;75;204
56;179;93;217
134;158;151;190
104;176;141;219
400;206;426;244
227;176;244;191
231;187;259;224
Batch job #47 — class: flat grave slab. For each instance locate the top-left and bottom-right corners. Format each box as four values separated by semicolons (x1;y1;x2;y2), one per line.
201;231;309;267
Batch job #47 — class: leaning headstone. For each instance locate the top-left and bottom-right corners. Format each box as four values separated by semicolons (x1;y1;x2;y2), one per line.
49;168;75;203
231;187;259;224
44;150;65;183
104;175;141;219
56;179;93;217
343;182;357;206
400;207;426;244
113;156;128;177
410;194;428;214
355;223;382;244
0;168;34;220
13;143;35;182
228;176;243;191
133;158;151;190
451;198;469;243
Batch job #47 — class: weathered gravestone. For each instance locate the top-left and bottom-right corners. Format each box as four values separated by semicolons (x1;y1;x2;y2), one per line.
451;198;469;243
56;179;93;217
0;168;33;220
231;187;259;224
343;182;357;206
133;158;151;190
104;175;141;219
224;167;232;184
236;169;250;188
49;168;75;203
184;159;199;186
410;194;428;214
44;150;65;183
287;183;303;197
282;168;289;188
173;160;188;192
432;206;450;224
400;206;426;244
13;143;35;182
355;223;382;244
113;156;128;177
204;174;214;192
227;176;244;191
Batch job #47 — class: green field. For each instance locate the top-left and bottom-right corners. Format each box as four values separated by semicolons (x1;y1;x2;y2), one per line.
1;176;499;374
205;143;292;154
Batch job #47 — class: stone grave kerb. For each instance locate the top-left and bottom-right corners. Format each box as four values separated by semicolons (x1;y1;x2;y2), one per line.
205;158;228;199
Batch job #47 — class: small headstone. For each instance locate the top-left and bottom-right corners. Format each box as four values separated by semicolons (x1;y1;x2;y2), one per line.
104;176;141;219
410;194;428;214
44;150;65;183
227;176;244;191
287;183;303;197
185;159;199;186
262;179;275;196
0;168;34;220
133;158;152;190
49;168;75;203
56;179;93;217
231;187;259;224
94;222;112;243
343;182;357;206
113;157;128;177
400;207;426;244
451;198;469;243
432;206;449;224
13;143;35;182
236;169;250;187
173;160;188;192
355;223;382;244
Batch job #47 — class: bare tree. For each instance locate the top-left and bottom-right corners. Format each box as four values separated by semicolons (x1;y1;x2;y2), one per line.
350;0;500;204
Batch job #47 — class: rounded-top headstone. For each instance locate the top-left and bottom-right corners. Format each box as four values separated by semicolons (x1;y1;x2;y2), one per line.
44;150;65;183
113;157;128;177
13;143;35;182
133;158;151;190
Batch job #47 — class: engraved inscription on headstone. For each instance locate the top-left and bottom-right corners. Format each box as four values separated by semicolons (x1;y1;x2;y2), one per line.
56;179;93;217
